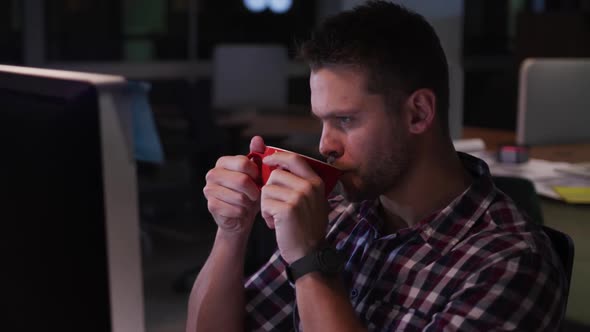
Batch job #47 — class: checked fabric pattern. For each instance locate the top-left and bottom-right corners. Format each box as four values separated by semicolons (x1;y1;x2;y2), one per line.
244;153;566;331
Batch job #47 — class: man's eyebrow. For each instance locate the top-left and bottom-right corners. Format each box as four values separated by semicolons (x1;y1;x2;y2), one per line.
312;109;360;120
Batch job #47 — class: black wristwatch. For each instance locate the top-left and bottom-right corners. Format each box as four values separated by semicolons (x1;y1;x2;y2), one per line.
286;246;346;283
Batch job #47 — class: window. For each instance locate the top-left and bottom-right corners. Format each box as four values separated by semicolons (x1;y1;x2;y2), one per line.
0;0;23;64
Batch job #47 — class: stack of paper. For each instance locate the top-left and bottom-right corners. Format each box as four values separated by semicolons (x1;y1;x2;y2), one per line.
470;151;590;203
555;163;590;179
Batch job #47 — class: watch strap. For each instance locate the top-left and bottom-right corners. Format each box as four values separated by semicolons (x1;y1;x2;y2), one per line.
286;247;345;283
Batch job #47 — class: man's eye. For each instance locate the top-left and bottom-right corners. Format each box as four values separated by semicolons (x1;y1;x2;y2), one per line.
338;117;352;125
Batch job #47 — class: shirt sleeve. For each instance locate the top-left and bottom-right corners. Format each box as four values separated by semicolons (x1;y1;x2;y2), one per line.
421;251;566;332
243;197;349;331
244;251;295;331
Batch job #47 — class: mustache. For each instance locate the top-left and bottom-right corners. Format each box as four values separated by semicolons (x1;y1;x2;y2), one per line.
324;155;352;172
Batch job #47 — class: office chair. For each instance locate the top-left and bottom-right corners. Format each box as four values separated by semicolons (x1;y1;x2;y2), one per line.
493;175;575;317
542;225;575;311
493;175;544;225
516;58;590;145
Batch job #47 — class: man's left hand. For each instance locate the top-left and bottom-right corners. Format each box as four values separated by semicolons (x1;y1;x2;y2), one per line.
260;152;329;264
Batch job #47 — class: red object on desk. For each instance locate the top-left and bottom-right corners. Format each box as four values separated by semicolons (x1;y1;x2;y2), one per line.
497;145;530;164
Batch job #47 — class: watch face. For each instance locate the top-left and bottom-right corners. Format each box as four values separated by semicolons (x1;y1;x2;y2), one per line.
318;248;346;272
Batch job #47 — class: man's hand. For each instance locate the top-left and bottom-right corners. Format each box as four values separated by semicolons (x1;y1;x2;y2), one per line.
203;136;266;236
260;152;329;264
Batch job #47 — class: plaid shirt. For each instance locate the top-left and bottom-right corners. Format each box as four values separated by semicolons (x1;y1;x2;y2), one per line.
244;153;566;331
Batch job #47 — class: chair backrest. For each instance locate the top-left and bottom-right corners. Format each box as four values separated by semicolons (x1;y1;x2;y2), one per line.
516;58;590;145
212;44;288;111
492;176;545;225
541;225;575;311
492;176;574;319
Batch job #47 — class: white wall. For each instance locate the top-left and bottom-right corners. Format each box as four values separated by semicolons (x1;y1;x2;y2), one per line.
339;0;464;138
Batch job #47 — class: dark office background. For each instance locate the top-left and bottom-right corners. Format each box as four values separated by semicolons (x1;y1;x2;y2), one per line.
1;0;314;62
2;1;590;331
463;0;590;130
2;0;590;129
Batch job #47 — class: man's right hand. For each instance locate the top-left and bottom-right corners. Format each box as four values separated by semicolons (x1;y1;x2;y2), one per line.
203;136;266;236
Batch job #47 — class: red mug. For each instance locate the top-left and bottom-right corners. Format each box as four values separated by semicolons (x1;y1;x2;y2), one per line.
247;146;343;197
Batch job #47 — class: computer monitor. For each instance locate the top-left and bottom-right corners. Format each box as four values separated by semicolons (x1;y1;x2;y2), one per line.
0;65;145;332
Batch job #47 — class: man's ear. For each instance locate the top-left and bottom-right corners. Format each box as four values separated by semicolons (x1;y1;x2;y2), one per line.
404;89;436;134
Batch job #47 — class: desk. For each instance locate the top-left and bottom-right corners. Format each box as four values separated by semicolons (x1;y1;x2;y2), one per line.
217;112;318;136
463;126;590;163
529;144;590;164
462;126;515;150
216;110;320;154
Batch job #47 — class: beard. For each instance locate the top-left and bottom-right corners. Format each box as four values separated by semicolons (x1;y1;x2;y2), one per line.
341;128;411;202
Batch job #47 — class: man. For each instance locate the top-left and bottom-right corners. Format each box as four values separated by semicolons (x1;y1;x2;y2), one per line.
187;1;566;331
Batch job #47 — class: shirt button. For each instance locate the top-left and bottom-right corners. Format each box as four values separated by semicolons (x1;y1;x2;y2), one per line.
350;288;359;298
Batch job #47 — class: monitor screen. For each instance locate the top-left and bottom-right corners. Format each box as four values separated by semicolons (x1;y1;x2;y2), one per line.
0;65;145;332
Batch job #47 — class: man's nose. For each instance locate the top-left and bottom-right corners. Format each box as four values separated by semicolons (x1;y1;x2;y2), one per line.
319;125;342;161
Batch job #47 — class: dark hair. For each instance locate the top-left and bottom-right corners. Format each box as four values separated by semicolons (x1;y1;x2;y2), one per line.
299;1;450;133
